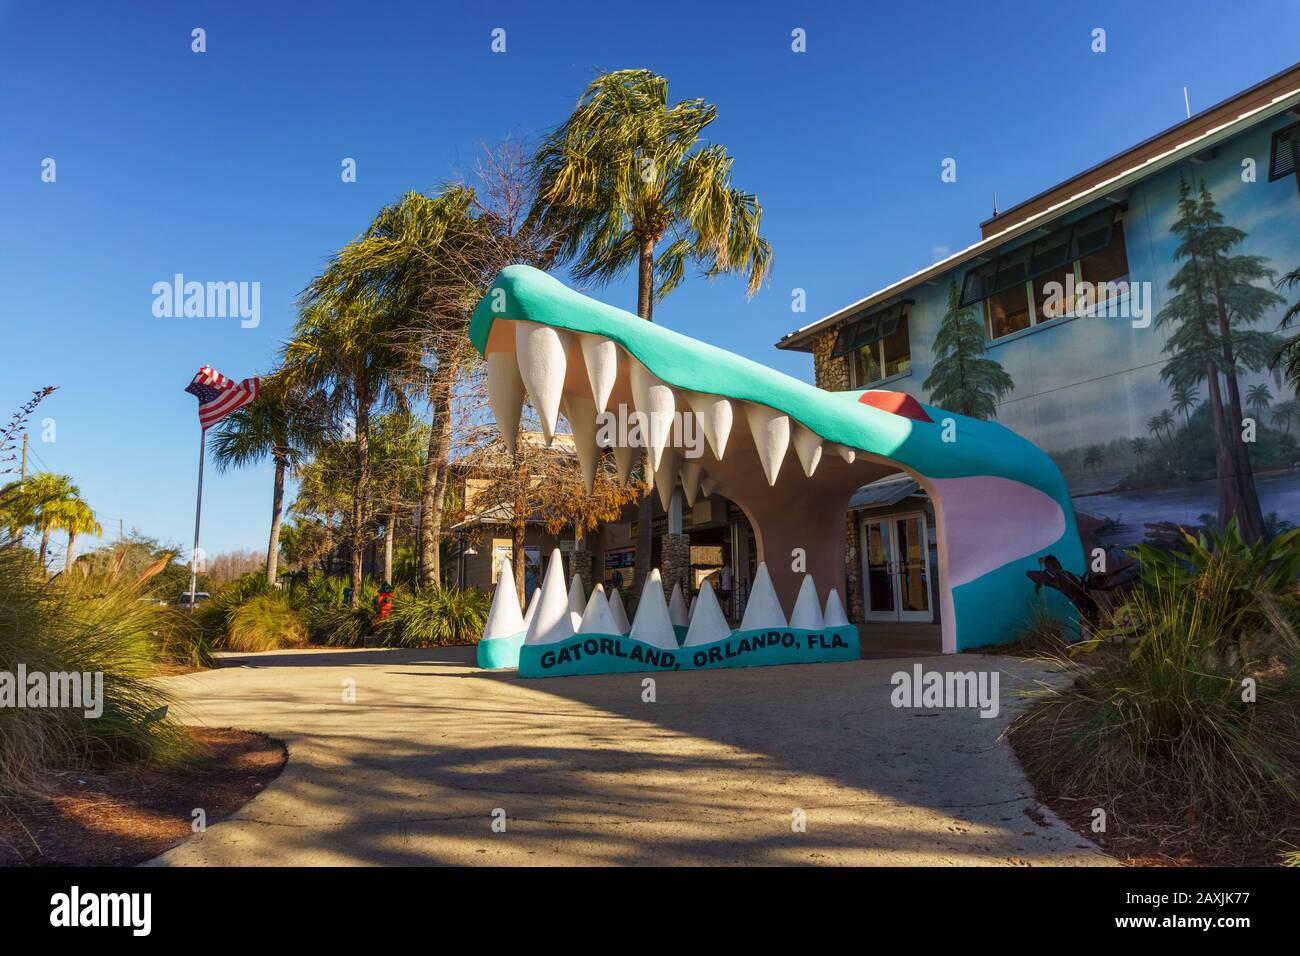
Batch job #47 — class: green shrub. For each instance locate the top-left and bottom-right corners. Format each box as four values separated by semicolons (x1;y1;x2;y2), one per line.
387;587;490;647
223;592;309;652
0;543;191;795
194;571;268;645
1012;522;1300;856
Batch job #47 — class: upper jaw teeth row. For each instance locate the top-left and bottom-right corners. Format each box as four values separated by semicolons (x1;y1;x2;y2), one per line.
488;320;858;496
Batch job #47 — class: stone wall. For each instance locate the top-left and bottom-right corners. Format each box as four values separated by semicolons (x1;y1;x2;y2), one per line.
660;533;691;604
810;330;849;392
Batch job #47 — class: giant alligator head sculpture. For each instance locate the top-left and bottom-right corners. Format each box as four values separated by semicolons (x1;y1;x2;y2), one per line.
470;264;1083;659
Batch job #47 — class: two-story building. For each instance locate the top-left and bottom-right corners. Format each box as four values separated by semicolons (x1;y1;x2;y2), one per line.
775;62;1300;635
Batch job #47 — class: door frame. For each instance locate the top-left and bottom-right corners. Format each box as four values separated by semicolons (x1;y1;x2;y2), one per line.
860;510;934;623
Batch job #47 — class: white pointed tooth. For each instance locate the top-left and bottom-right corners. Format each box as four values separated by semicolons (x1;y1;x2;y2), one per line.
823;588;849;627
655;447;679;511
578;583;620;634
792;425;823;478
630;569;677;649
790;574;825;629
739;562;787;631
561;393;599;493
612;442;636;483
668;582;690;629
679;461;702;506
525;549;575;645
486;351;525;456
568;574;584;632
687;592;697;621
515;320;569;445
522;587;540;629
744;403;791;486
700;475;718;499
628;361;675;471
685;392;734;459
579;335;619;414
684;580;732;646
483;557;525;639
607;588;631;634
832;444;857;464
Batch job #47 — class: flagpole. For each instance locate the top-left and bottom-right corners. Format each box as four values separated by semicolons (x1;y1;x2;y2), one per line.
189;427;206;602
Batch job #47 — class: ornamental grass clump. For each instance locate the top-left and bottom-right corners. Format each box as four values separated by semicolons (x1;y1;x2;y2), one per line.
0;543;190;796
386;587;490;647
1011;521;1300;862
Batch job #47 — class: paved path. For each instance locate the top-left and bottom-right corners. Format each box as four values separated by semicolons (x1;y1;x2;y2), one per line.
150;647;1111;866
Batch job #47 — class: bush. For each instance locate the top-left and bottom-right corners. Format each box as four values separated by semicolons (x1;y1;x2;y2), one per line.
0;543;191;795
194;571;269;646
387;587;490;647
1011;522;1300;861
223;592;309;652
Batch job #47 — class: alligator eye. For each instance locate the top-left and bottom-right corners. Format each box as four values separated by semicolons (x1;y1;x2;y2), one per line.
858;389;933;423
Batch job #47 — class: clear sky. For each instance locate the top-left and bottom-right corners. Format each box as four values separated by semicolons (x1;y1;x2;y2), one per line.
3;0;1297;565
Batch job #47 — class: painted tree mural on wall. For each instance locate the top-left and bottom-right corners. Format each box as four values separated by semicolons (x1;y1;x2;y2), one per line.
923;280;1014;420
1153;174;1284;540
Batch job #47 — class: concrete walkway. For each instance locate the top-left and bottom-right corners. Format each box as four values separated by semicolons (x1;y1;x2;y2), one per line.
150;647;1111;866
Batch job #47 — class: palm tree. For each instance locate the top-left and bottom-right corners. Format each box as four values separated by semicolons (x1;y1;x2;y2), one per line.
367;411;428;584
59;497;102;568
1246;382;1273;424
282;296;408;599
308;180;540;589
210;375;329;586
1272;399;1299;436
1274;263;1300;393
1170;383;1200;426
1147;410;1175;448
1129;436;1149;461
530;69;772;592
1083;445;1104;476
12;472;77;570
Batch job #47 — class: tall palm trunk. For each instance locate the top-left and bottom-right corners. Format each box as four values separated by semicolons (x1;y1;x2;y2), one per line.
1208;256;1266;540
631;236;657;604
66;531;78;568
39;527;51;572
266;452;286;586
419;354;460;589
383;497;397;584
351;388;371;601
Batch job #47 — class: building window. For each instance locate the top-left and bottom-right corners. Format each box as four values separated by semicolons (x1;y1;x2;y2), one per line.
961;207;1128;339
832;302;912;387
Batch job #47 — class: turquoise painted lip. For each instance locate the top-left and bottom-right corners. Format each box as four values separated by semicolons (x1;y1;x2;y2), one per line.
471;264;1068;499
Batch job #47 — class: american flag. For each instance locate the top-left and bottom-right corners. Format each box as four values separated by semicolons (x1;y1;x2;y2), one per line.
185;366;260;430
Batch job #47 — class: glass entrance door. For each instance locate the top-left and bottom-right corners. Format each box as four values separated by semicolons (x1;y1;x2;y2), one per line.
862;512;932;623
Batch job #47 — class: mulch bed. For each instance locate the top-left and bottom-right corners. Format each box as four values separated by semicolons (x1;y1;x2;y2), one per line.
1009;703;1300;867
0;728;286;866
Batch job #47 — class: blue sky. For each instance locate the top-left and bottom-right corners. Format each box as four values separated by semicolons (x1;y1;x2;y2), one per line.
2;0;1297;565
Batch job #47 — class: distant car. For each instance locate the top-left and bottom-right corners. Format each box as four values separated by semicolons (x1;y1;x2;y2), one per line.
176;592;210;608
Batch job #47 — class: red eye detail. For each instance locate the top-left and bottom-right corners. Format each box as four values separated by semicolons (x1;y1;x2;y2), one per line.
857;390;934;423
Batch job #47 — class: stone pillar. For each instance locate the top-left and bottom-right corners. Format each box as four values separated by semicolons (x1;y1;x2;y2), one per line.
661;533;691;603
844;513;865;624
569;548;594;595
